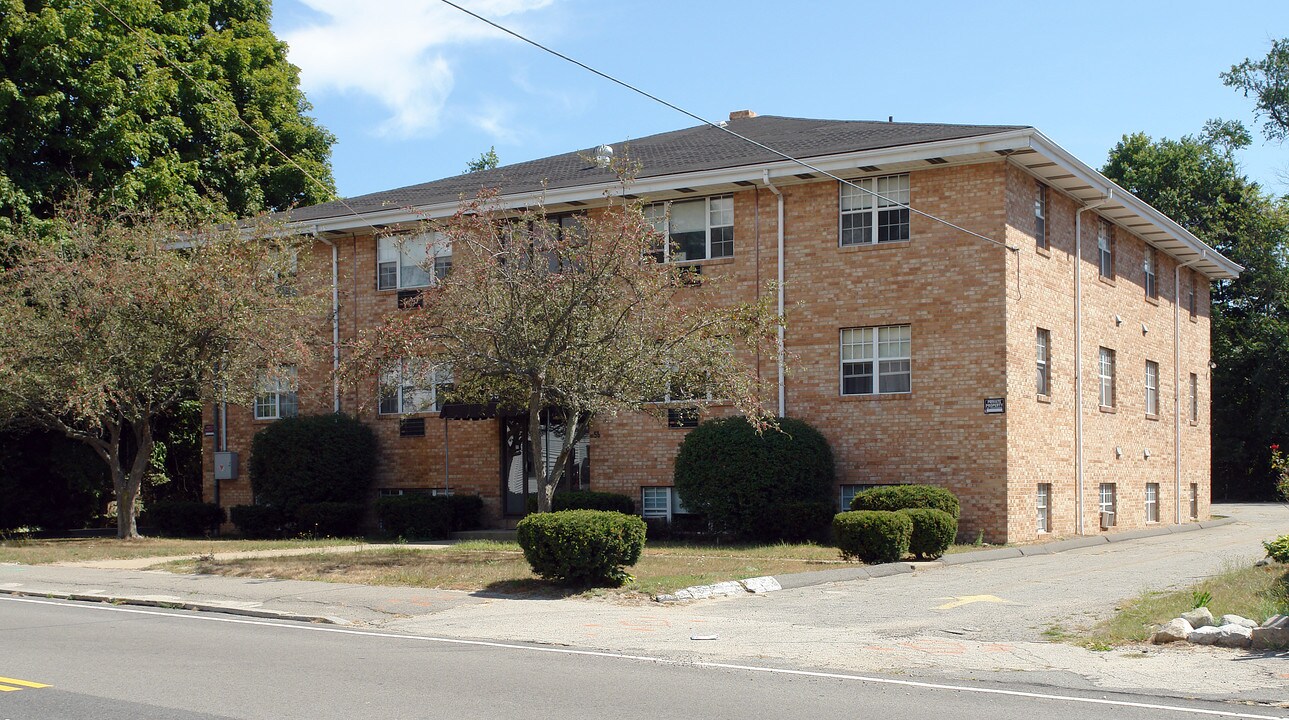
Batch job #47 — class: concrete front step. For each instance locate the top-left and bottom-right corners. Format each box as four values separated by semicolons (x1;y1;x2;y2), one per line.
452;529;518;542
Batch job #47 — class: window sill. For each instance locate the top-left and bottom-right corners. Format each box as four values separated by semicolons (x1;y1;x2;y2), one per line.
378;412;443;418
1098;276;1117;288
1099;405;1117;414
1144;295;1160;307
1036;245;1051;258
1145;413;1160;421
1036;393;1052;404
1189;420;1200;427
838;239;912;253
1189;314;1199;323
675;256;734;267
377;285;432;293
840;391;912;401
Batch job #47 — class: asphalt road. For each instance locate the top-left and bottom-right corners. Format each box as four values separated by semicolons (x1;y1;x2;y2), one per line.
1;596;1285;720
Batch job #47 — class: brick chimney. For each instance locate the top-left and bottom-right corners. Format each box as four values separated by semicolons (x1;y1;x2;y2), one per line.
728;109;757;121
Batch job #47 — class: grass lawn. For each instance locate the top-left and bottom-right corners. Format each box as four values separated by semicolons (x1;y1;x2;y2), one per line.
0;537;365;565
1068;563;1289;648
166;540;851;598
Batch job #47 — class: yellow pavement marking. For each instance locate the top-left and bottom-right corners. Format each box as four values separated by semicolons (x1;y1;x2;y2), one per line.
934;595;1013;610
0;676;51;691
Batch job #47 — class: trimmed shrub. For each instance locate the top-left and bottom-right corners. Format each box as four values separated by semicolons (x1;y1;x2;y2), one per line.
898;508;957;559
834;510;912;563
850;484;961;519
297;502;365;538
445;494;485;532
1265;534;1289;563
762;501;836;544
248;414;377;518
516;510;646;586
376;495;452;539
674;416;835;541
230;505;287;539
147;501;224;537
555;490;635;514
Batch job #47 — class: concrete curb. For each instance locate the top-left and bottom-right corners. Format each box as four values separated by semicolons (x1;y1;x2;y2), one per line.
769;517;1241;589
0;587;343;625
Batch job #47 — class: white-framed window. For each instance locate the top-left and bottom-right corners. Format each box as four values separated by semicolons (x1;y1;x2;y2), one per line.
1097;219;1115;279
1034;182;1048;250
641;486;688;520
1189;373;1199;423
1036;328;1051;396
645;196;733;263
377;233;451;290
840;325;911;396
1145;482;1160;523
1188;270;1198;318
1099;483;1117;529
378;488;451;497
254;367;298;420
1036;483;1051;533
379;360;452;415
1143;246;1158;299
1189;483;1199;519
1098;347;1116;408
1145;360;1159;416
840;174;910;246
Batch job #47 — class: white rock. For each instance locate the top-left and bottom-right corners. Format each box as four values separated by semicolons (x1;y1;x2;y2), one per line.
1214;623;1254;648
741;576;782;594
1188;625;1223;645
709;581;747;597
1152;618;1193;644
1219;614;1259;629
1181;607;1215;628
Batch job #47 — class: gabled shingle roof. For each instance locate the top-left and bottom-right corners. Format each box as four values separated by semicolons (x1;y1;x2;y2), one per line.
285;115;1027;223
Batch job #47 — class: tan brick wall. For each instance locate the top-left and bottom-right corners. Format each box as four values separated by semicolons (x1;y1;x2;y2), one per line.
203;160;1215;542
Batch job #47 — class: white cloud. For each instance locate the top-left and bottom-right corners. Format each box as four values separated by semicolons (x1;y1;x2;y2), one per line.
283;0;554;138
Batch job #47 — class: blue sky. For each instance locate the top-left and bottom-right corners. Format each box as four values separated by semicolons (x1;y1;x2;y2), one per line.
272;0;1289;200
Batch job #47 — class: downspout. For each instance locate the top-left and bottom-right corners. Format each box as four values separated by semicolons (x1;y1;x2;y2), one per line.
313;226;341;413
1074;190;1111;535
763;170;785;417
1174;253;1205;523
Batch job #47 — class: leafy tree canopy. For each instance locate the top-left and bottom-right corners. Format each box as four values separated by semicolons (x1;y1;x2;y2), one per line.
1223;38;1289;141
1103;126;1289;499
0;0;336;229
466;146;499;173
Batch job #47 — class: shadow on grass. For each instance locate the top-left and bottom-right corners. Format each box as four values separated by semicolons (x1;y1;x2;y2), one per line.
474;578;603;600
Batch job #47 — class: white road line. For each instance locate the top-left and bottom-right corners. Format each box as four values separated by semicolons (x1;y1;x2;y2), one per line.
2;595;1283;720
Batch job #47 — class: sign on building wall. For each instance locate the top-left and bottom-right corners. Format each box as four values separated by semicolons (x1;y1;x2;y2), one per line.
984;397;1005;414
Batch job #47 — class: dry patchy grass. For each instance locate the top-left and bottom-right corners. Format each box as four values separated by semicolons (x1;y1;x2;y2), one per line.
169;540;845;598
0;536;364;565
1079;563;1289;647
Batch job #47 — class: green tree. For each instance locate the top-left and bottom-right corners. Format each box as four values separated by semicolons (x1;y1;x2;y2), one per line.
0;0;336;230
1223;39;1289;142
466;146;499;173
346;185;779;513
0;198;326;537
1102;126;1289;499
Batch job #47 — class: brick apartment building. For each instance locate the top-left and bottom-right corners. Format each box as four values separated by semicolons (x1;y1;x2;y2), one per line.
202;112;1240;543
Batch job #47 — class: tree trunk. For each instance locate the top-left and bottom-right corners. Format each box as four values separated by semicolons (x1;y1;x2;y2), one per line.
529;386;553;513
116;420;154;539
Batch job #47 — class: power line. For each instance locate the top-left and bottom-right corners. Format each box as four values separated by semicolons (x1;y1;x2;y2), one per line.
89;0;385;236
437;0;1018;253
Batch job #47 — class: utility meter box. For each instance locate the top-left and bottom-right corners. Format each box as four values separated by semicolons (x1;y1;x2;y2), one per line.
213;451;239;481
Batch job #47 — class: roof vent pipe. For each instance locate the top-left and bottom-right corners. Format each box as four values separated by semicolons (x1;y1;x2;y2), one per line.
594;144;613;168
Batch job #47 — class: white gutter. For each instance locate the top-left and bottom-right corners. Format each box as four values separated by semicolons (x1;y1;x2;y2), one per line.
1173;253;1205;523
313;226;342;413
1074;190;1112;535
764;170;785;417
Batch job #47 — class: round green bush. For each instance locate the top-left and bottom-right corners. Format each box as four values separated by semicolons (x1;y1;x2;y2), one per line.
229;505;286;539
296;502;365;538
516;510;646;586
898;508;957;559
376;495;453;539
248;414;377;518
525;490;636;515
850;484;960;518
147;501;224;537
673;416;835;541
833;510;912;563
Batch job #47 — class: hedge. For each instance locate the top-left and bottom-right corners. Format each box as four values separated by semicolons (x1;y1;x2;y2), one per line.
248;414;377;518
230;505;287;539
147;501;224;537
898;508;957;559
762;501;836;544
673;416;835;541
516;510;646;586
834;510;912;563
850;484;961;519
527;490;636;515
296;502;365;538
376;494;484;540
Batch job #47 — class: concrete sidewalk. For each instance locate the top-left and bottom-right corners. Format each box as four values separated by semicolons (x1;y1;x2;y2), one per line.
2;502;1286;707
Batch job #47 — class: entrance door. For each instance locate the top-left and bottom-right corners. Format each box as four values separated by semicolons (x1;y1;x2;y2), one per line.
501;413;590;516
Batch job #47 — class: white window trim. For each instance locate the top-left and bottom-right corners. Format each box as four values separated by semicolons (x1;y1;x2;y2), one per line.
1098;220;1114;279
377;232;452;291
1098;347;1116;408
645;195;734;263
1036;328;1051;397
1145;360;1159;416
641;486;687;520
1189;373;1199;423
254;367;298;420
379;360;452;415
1036;483;1051;534
1034;182;1048;250
1145;483;1160;523
840;325;912;396
1143;246;1158;299
1099;483;1117;529
839;174;911;247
